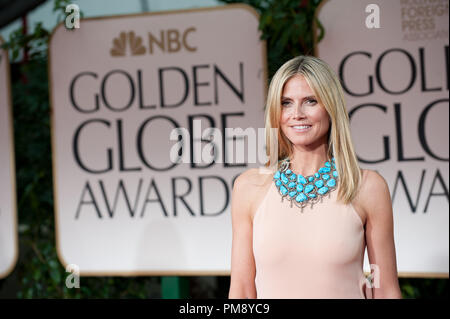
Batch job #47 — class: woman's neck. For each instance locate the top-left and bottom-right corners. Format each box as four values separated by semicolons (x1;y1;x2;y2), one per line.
288;146;330;177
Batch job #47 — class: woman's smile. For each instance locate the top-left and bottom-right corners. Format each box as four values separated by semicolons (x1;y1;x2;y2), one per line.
290;124;313;133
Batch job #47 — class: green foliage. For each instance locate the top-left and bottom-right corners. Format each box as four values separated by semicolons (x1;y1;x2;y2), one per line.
1;23;49;61
399;278;448;299
0;0;447;299
0;0;81;62
1;2;67;298
220;0;324;78
13;59;59;298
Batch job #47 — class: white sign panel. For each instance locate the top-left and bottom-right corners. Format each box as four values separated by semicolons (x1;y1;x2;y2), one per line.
49;5;266;275
316;0;449;277
0;37;18;278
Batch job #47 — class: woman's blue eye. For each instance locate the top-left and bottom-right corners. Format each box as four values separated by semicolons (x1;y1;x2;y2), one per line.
281;99;316;107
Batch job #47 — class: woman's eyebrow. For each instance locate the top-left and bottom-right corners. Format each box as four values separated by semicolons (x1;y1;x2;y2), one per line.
281;95;316;100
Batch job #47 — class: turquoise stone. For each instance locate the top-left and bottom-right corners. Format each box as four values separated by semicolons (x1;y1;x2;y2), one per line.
319;167;331;173
304;184;314;193
274;156;338;207
297;175;307;184
281;173;289;184
296;193;307;202
327;178;336;187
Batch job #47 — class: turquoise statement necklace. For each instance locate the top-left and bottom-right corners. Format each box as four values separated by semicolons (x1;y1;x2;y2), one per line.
273;157;339;211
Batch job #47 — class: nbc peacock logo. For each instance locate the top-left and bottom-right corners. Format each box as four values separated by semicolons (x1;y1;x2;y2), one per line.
110;31;146;57
110;27;197;57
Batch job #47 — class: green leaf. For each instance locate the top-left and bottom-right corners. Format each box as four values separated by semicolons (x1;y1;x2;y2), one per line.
50;268;61;283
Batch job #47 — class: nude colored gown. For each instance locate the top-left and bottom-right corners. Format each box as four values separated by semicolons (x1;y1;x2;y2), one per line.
252;180;372;299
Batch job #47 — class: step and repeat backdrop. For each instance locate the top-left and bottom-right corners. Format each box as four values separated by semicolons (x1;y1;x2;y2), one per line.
1;2;448;279
316;0;448;277
48;5;267;275
0;37;18;279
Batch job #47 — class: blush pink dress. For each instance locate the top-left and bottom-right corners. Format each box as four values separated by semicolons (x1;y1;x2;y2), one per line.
253;181;372;299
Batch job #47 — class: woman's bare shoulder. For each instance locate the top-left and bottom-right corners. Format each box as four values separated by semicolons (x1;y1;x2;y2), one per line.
232;167;274;219
357;168;391;217
360;168;387;189
234;167;273;188
352;168;373;225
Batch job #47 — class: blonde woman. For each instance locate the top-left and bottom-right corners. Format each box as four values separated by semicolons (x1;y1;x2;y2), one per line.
228;55;402;299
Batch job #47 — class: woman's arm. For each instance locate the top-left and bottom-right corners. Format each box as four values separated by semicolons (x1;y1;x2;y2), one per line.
363;170;403;299
228;170;258;299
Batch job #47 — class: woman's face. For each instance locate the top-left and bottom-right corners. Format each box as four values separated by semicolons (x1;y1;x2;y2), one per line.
280;74;330;149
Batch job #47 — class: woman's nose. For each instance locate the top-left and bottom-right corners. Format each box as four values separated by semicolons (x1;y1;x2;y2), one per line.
293;104;304;118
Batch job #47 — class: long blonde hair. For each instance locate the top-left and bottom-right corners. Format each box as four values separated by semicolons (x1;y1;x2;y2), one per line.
264;55;362;205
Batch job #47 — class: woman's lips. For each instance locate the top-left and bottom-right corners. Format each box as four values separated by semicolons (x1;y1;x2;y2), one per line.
291;125;312;132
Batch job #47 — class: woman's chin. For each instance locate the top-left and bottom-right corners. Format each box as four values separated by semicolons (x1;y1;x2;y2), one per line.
288;136;326;149
289;139;311;147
